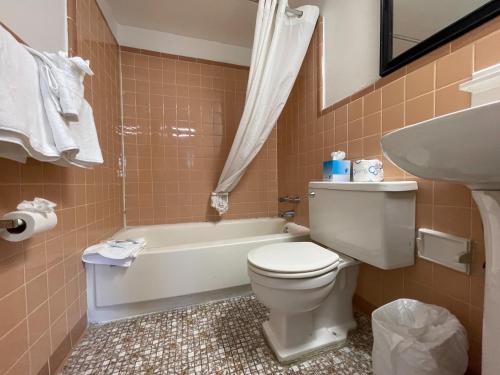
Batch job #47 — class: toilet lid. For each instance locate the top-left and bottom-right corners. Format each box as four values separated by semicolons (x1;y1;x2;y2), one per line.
247;242;339;274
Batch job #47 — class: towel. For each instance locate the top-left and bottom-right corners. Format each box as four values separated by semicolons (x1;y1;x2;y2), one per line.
24;45;103;167
0;25;102;167
25;46;80;158
58;100;103;168
82;238;147;267
0;25;60;162
283;222;310;236
42;51;93;120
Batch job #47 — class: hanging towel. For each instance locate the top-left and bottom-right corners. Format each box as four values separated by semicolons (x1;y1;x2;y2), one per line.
26;47;79;158
82;238;147;267
56;100;103;168
43;51;93;121
0;24;102;167
0;25;61;163
24;46;103;167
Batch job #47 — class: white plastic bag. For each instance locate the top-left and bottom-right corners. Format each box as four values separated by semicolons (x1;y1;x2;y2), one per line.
372;298;468;375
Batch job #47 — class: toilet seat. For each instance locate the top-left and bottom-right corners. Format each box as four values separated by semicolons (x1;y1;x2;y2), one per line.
248;262;338;279
248;242;339;279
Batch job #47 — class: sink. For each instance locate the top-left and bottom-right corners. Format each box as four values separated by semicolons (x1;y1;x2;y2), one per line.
381;98;500;375
381;100;500;190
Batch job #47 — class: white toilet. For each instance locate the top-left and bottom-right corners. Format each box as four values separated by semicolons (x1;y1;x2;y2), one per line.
248;181;417;363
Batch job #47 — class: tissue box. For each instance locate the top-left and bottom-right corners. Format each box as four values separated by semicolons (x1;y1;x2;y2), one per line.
323;160;351;182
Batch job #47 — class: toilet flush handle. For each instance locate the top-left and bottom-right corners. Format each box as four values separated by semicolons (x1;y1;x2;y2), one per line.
309;191;316;198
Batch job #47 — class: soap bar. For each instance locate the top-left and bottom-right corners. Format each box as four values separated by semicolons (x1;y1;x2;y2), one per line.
323;160;351;181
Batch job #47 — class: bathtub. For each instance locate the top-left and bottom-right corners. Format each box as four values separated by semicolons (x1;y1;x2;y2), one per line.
87;217;309;322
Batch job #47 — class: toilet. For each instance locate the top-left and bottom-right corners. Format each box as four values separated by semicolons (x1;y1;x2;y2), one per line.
248;181;417;363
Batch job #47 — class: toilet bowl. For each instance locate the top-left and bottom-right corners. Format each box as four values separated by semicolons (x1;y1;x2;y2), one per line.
247;242;359;363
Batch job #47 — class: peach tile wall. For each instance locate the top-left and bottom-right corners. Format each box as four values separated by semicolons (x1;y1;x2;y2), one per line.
278;15;500;375
120;48;278;225
0;1;122;374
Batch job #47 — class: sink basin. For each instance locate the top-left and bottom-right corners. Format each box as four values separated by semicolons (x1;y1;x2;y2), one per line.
381;100;500;190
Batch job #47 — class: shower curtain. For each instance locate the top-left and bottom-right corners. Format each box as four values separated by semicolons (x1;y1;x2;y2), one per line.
210;0;319;215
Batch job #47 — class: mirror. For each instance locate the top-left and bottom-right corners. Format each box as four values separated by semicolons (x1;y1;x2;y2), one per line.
381;0;500;76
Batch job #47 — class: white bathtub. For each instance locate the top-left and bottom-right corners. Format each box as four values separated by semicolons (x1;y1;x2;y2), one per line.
87;217;309;322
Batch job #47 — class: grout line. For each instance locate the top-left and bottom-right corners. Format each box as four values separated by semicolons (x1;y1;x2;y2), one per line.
118;48;127;228
4;346;30;375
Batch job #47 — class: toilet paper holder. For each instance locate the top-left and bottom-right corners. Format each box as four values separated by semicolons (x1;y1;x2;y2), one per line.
0;218;27;233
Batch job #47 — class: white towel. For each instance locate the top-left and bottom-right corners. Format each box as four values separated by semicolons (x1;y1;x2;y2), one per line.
283;222;310;236
59;100;103;168
0;25;103;167
0;25;60;162
42;51;94;121
25;46;79;157
24;46;103;167
82;238;147;267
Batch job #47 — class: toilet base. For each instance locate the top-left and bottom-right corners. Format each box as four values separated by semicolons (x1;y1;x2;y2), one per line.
263;320;356;363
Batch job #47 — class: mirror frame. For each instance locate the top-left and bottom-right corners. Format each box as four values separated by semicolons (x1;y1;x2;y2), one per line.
380;0;500;76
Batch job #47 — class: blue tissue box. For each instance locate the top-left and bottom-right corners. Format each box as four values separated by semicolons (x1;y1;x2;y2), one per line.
323;160;351;181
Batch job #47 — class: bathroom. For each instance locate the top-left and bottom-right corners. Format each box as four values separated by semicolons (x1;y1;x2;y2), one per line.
0;0;499;374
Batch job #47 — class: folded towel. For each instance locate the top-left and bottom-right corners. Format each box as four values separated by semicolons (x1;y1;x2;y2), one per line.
0;25;60;162
283;222;310;236
82;238;147;267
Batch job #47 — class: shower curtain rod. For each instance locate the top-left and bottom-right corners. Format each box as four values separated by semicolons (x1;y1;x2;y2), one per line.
249;0;304;17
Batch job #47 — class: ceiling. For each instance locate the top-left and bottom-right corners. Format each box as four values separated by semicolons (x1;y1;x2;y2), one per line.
103;0;323;48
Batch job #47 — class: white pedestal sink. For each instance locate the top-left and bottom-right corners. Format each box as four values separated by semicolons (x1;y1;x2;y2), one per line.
381;99;500;375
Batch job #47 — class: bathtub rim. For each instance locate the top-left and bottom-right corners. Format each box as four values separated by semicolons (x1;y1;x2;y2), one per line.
112;217;304;253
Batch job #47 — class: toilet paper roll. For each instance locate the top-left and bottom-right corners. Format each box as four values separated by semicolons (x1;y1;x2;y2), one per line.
353;159;384;182
1;210;57;242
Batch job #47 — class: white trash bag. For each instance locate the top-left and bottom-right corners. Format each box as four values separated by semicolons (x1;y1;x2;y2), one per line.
372;298;468;375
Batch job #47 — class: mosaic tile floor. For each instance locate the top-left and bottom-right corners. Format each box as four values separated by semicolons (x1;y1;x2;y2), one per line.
61;295;373;375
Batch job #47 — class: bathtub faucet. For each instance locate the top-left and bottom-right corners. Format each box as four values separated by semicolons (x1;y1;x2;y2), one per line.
279;210;296;219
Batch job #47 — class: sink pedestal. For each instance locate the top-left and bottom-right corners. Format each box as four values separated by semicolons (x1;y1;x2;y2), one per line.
472;190;500;375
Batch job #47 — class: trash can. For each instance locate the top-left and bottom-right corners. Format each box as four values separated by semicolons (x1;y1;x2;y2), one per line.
371;298;469;375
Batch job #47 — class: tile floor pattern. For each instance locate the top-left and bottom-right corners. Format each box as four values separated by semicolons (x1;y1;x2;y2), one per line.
61;295;373;374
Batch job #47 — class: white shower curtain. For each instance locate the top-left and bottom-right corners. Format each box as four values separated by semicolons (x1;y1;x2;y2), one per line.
210;0;319;215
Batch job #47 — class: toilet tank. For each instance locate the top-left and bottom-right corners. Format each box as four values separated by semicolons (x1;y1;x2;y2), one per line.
308;181;417;269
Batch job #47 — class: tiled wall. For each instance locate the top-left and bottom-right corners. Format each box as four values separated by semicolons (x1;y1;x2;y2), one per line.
0;1;122;374
120;48;278;225
278;15;500;375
